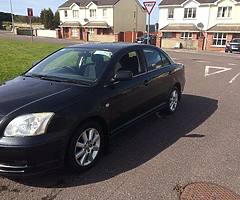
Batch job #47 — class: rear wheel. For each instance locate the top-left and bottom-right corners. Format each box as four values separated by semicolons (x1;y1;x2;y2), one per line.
165;87;180;114
66;122;104;172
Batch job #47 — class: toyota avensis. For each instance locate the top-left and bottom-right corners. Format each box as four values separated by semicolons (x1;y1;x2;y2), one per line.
0;43;185;175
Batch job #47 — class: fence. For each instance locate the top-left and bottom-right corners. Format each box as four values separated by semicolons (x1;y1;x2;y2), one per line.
16;28;32;36
118;31;143;43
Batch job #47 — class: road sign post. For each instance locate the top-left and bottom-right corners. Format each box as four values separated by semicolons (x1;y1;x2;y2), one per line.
27;8;33;42
9;0;15;32
143;1;156;44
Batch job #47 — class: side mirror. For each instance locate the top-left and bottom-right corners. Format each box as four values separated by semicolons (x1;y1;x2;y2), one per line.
113;70;133;82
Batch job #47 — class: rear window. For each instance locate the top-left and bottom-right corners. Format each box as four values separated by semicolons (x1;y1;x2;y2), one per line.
232;39;240;43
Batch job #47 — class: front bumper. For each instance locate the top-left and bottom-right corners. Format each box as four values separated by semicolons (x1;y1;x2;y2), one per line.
0;135;67;175
226;46;240;52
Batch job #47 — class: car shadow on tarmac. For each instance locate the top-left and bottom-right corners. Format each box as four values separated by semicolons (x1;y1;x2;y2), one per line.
9;94;218;188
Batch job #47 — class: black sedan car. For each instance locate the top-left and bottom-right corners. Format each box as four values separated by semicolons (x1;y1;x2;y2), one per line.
225;38;240;53
0;43;185;175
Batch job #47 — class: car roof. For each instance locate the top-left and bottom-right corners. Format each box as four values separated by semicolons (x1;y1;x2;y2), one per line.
67;42;156;53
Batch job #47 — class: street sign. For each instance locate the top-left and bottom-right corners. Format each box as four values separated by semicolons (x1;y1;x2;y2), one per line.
27;8;34;42
143;1;156;15
27;8;33;17
143;1;156;44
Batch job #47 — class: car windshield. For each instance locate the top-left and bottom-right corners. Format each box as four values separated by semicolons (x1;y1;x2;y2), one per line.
231;39;240;43
26;48;112;84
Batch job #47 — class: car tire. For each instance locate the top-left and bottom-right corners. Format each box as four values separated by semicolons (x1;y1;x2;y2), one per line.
165;87;180;114
66;121;104;172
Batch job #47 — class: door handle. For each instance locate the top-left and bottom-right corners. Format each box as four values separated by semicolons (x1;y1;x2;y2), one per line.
144;80;149;86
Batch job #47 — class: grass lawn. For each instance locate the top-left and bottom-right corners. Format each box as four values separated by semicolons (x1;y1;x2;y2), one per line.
0;38;64;83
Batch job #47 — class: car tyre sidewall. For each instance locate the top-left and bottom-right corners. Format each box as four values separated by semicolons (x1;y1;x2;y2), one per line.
66;121;104;172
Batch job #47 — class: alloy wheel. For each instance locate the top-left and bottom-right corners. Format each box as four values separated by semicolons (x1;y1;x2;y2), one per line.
74;128;101;167
169;89;179;112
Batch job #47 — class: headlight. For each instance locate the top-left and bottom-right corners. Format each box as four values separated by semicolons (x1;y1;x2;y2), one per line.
4;113;54;137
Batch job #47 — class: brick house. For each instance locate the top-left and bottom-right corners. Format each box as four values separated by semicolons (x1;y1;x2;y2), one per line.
158;0;240;51
58;0;146;42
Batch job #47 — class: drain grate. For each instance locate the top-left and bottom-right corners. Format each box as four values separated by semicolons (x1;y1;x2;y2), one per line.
180;182;240;200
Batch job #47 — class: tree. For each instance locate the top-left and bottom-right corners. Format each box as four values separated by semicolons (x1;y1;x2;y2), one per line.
40;8;54;29
53;11;60;29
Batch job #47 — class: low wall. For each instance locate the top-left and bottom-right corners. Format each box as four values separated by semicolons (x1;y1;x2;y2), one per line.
89;34;116;42
36;29;57;38
15;23;44;29
162;38;198;49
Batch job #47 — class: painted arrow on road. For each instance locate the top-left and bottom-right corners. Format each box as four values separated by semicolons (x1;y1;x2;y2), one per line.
205;66;232;77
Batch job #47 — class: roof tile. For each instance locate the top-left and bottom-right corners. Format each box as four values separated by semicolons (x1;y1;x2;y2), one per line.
59;0;120;8
159;0;239;6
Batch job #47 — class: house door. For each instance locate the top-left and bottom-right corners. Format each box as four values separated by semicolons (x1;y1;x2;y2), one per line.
64;28;70;38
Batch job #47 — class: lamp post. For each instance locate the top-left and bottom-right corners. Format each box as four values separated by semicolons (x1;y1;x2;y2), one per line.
9;0;15;32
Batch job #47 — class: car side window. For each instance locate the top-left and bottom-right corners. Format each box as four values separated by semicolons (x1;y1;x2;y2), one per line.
161;52;171;67
114;51;142;76
143;49;170;71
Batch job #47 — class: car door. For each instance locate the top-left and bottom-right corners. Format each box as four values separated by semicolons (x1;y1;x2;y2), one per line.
103;48;152;132
142;47;173;108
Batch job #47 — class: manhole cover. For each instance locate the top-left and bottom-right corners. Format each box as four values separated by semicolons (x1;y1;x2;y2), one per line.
180;182;240;200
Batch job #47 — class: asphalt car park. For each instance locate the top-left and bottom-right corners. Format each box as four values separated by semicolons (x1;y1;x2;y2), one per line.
0;50;240;200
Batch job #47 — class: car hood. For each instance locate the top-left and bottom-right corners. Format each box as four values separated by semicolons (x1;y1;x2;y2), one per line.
230;42;240;46
0;76;88;116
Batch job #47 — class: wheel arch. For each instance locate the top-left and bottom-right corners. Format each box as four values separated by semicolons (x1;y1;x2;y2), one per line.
65;115;110;160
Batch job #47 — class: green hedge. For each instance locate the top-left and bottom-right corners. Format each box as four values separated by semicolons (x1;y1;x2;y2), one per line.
17;28;33;36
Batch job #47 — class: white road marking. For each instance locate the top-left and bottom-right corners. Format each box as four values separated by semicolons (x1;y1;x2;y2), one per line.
228;63;237;66
196;60;207;63
229;72;240;84
205;66;232;77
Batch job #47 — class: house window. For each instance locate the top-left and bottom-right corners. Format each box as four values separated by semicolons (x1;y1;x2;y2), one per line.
90;9;96;18
103;8;107;17
88;28;94;35
72;27;78;37
163;32;176;38
184;8;196;18
217;7;232;18
73;10;79;18
64;10;68;18
181;32;193;39
133;11;136;19
213;33;227;46
168;8;174;19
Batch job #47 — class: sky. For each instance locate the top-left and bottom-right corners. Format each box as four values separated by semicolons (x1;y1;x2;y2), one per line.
0;0;160;24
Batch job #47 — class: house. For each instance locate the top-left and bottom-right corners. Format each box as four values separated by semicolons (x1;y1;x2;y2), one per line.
58;0;146;42
158;0;240;51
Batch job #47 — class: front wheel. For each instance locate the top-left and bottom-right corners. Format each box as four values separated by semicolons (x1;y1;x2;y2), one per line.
165;87;180;114
66;122;104;172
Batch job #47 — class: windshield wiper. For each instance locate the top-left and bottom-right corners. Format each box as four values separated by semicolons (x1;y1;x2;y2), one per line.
23;74;92;86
